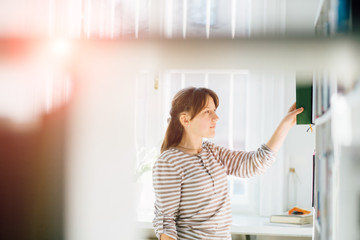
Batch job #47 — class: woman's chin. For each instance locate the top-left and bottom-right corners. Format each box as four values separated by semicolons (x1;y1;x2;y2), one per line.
206;132;216;138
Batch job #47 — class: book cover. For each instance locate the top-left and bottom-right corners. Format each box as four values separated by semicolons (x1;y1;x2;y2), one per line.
270;214;313;225
312;72;316;121
296;75;313;124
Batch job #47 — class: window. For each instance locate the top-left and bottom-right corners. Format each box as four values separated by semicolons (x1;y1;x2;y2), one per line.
168;0;251;38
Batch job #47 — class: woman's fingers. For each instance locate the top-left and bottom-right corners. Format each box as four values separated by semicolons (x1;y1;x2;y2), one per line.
288;102;297;112
288;102;304;115
295;107;304;114
291;107;304;116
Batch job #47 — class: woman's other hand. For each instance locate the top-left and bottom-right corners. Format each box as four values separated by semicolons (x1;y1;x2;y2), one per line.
160;234;175;240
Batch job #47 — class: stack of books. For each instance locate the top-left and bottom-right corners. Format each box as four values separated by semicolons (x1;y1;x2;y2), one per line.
270;213;313;226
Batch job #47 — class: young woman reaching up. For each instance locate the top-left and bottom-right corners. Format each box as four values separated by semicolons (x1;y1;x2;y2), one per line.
152;87;303;240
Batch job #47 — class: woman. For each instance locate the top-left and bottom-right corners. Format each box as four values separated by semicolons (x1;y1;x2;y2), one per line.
152;87;304;240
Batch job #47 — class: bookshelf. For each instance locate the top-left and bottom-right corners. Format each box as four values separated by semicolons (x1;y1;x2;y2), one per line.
313;75;360;240
313;109;331;126
314;109;335;240
313;1;360;240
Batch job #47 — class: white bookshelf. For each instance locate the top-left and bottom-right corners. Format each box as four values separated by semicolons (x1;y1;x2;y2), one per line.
313;71;360;240
314;109;331;126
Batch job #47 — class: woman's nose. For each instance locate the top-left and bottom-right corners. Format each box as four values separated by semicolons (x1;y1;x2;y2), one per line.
212;113;219;122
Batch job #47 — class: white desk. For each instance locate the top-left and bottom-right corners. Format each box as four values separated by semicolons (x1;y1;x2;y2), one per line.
137;214;313;238
231;215;312;237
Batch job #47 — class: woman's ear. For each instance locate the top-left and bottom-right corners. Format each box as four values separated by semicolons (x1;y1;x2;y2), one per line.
179;112;191;127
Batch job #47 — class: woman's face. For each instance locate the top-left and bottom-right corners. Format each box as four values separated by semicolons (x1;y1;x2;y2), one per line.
188;95;219;139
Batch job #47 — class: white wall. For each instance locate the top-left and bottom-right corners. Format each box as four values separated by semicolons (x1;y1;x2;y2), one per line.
65;45;139;240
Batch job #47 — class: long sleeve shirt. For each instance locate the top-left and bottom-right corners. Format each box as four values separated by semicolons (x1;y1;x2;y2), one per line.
152;141;276;240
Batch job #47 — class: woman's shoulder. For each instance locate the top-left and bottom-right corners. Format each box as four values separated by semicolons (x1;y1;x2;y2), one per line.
158;148;178;158
154;148;185;176
156;148;182;165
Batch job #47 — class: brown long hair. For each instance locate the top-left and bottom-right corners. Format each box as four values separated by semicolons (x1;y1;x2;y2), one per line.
161;87;219;153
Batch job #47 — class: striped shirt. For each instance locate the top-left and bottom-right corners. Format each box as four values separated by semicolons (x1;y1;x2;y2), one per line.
152;141;276;240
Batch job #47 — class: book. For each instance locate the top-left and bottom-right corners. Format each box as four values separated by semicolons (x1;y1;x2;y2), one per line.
270;213;313;225
265;222;313;228
296;73;313;124
312;152;315;207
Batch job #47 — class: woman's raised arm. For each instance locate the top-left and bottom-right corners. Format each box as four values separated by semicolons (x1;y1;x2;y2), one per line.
266;102;304;152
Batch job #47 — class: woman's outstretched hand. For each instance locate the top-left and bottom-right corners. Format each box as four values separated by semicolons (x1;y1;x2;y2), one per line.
266;102;304;153
282;102;304;127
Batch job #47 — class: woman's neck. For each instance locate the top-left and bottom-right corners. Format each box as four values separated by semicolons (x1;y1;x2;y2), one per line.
177;134;202;154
